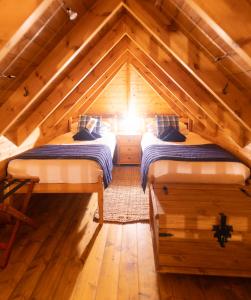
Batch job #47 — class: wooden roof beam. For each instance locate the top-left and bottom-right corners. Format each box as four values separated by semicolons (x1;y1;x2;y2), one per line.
184;0;251;70
0;0;123;135
127;45;217;137
123;15;250;146
39;53;129;144
7;19;127;145
0;0;55;61
72;54;128;116
40;41;129;136
128;59;186;117
122;1;251;132
128;54;196;119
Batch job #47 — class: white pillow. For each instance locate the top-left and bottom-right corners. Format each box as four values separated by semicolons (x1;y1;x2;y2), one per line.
144;118;157;135
86;118;97;133
179;121;189;135
100;121;112;135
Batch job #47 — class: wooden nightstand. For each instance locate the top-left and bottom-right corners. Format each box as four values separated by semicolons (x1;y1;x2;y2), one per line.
117;133;141;165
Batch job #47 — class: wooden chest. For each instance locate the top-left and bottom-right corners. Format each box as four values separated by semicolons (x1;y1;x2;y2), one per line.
149;183;251;277
117;134;141;165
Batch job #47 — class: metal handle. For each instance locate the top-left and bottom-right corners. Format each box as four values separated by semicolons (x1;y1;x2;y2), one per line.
159;232;173;237
163;185;168;194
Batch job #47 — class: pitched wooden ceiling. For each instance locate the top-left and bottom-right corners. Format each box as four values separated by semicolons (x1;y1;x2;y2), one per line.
0;0;250;166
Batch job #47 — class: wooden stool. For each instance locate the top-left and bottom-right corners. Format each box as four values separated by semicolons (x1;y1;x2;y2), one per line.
0;177;39;268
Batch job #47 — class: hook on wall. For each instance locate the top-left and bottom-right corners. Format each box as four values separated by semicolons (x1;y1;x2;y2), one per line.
23;87;29;97
222;82;229;95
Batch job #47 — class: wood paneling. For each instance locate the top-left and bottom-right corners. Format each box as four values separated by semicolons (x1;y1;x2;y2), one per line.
159;0;251;95
87;63;173;115
0;0;122;136
87;64;127;115
0;129;40;178
0;0;43;49
0;0;92;106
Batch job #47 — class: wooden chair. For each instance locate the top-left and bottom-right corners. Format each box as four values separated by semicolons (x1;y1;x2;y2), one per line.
0;176;39;268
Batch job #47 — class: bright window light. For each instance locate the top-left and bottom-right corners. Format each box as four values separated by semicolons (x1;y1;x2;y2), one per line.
120;99;143;132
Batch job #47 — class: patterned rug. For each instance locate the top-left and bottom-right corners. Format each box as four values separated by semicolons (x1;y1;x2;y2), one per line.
94;166;149;223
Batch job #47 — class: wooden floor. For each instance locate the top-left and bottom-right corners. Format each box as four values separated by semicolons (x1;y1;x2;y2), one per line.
1;190;251;299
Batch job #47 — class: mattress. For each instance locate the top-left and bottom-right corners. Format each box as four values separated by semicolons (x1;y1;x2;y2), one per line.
8;132;116;184
141;132;250;185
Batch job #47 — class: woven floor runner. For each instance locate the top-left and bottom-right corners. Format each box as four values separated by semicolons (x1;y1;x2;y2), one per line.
94;166;149;223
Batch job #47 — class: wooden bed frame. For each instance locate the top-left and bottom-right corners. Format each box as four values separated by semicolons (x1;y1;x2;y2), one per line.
14;117;109;224
16;175;104;223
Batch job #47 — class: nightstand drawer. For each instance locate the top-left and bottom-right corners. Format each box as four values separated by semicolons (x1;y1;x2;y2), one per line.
117;135;140;145
119;153;141;164
119;146;140;155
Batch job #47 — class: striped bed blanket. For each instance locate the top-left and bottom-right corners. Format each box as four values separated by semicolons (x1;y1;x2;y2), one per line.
141;144;241;191
16;144;113;188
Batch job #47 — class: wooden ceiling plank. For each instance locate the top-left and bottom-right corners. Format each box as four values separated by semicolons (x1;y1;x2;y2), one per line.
75;58;128;117
0;0;122;135
124;15;250;146
123;1;251;132
151;0;251;95
127;50;251;167
74;54;130;117
129;58;185;117
185;0;251;68
9;20;126;145
39;52;129;144
127;45;217;136
133;64;207;133
41;42;128;136
0;0;53;58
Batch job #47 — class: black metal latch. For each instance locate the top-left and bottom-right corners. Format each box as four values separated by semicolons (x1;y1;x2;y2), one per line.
212;213;233;247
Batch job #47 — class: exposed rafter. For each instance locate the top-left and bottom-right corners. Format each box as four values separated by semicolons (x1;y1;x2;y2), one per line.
9;20;127;145
0;0;122;134
123;1;251;132
39;53;130;144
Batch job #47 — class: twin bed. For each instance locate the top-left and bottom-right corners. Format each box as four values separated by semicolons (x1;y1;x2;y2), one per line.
7;118;116;224
141;131;250;187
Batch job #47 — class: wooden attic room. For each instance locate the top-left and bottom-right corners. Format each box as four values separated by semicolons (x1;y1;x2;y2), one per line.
0;0;251;298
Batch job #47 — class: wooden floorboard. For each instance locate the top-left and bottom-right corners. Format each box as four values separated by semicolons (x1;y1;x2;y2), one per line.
0;177;251;299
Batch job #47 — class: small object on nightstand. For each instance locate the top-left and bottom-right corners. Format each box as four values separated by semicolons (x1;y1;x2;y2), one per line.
117;133;141;165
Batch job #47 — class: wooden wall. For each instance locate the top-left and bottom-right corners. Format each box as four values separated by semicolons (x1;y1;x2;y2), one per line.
87;63;174;116
0;128;40;177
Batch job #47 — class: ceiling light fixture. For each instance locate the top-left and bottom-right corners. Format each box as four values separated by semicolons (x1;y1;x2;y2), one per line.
0;74;16;79
66;7;78;21
57;0;78;21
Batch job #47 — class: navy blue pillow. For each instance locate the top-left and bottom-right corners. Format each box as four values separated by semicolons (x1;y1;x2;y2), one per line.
162;127;186;142
159;126;175;139
73;128;96;141
92;131;102;139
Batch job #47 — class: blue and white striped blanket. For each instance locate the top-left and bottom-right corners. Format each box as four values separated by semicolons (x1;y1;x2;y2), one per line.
141;144;241;191
17;144;113;188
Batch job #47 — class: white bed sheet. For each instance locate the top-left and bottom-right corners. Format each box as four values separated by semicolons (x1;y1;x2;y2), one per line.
8;132;116;184
141;132;250;185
